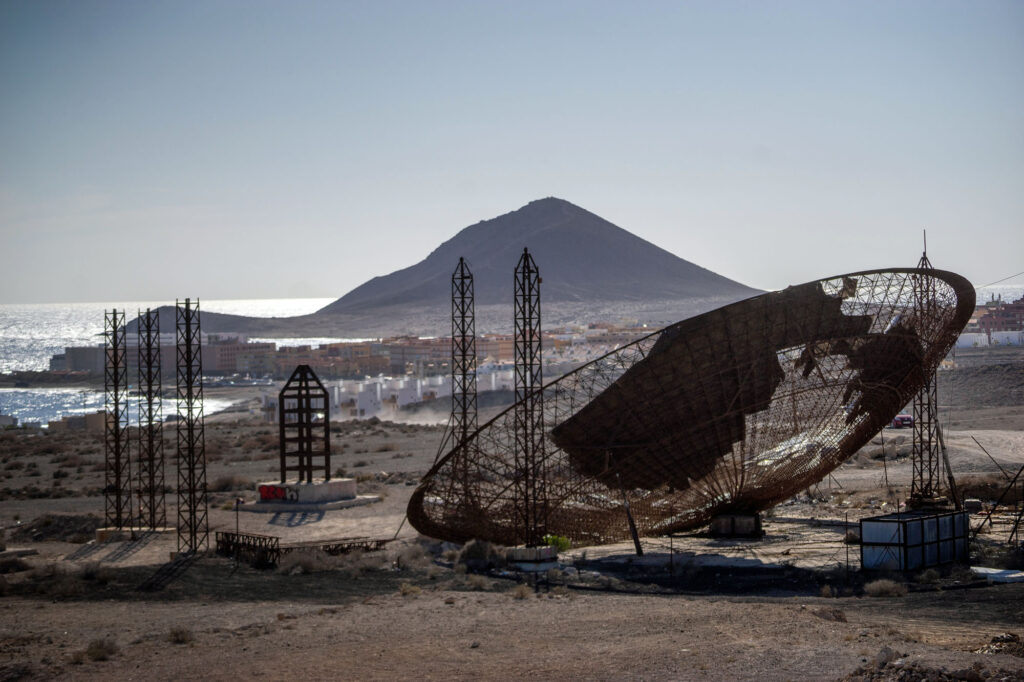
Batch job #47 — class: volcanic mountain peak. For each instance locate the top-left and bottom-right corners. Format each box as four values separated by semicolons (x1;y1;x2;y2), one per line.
318;197;756;314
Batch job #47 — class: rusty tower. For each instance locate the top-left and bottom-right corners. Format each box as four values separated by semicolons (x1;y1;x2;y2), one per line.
513;248;547;546
909;236;944;507
136;308;165;530
104;309;132;529
176;298;208;553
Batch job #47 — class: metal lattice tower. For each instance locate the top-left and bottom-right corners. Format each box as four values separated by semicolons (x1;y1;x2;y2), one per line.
176;299;208;553
279;365;331;483
910;236;943;505
104;309;132;529
513;248;547;546
136;308;165;530
434;258;479;464
451;257;479;450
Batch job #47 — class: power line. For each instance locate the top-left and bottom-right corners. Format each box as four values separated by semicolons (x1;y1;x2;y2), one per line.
975;270;1024;290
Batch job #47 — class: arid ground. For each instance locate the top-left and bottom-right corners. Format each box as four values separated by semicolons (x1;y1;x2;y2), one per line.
1;348;1023;681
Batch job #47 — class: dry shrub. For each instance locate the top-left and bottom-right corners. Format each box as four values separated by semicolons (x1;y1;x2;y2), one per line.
843;530;861;545
442;549;459;562
551;584;572;598
85;638;118;661
208;474;253;492
278;549;333;574
466;574;488;591
915;568;940;585
457;539;505;570
79;562;114;585
864;579;908;598
819;584;836;598
510;583;531;600
167;627;194;645
813;607;847;622
395;543;431;570
399;581;421;597
336;549;386;578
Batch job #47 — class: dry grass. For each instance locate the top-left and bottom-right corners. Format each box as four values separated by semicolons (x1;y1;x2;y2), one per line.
510;583;532;600
466;574;488;591
864;579;908;598
167;627;194;645
278;549;333;574
399;581;421;597
85;638;119;661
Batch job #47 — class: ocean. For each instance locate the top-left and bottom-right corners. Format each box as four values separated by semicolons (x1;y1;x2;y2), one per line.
0;297;334;425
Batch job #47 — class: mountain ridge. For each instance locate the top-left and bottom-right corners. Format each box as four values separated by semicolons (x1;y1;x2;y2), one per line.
318;197;757;314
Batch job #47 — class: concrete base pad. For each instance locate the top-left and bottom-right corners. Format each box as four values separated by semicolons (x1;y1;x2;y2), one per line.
241;495;381;513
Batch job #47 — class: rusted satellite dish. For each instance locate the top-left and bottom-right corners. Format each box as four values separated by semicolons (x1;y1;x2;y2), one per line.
409;269;974;546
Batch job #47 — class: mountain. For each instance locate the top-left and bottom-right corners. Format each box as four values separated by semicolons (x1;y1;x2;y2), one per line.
319;197;757;314
129;198;758;338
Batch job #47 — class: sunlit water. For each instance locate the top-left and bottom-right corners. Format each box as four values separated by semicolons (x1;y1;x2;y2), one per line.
0;297;332;425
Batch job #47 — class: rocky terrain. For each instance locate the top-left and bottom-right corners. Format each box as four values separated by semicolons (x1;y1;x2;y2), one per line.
0;348;1022;680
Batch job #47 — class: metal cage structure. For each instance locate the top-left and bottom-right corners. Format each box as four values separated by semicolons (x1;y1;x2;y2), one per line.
136;307;165;530
409;269;975;547
278;364;331;483
176;298;208;553
104;309;132;529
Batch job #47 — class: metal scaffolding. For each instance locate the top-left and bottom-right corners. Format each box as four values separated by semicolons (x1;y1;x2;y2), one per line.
104;309;132;529
513;248;547;546
278;364;331;483
433;258;479;460
176;298;208;553
409;268;975;547
910;240;943;506
136;308;165;530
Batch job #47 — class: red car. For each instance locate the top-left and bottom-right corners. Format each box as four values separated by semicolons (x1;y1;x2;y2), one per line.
891;414;914;428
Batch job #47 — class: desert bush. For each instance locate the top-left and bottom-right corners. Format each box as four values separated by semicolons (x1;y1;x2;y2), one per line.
79;562;114;585
819;584;836;598
85;638;118;661
376;443;397;452
399;581;421;597
278;549;333;574
812;607;847;622
442;549;459;562
915;568;940;585
466;574;488;591
353;460;368;468
457;539;505;570
510;583;532;600
864;579;907;598
334;467;347;478
395;543;431;570
208;474;252;492
843;530;861;544
167;627;194;645
542;534;571;552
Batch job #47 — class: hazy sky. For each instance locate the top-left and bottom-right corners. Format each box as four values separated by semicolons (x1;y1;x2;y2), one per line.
2;1;1022;304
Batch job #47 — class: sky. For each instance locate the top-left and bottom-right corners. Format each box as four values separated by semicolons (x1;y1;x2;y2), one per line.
1;1;1022;304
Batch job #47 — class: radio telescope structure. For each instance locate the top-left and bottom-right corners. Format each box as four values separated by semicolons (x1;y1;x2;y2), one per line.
408;269;975;547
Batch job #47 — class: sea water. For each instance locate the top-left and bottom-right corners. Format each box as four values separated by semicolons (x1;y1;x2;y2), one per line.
0;297;333;425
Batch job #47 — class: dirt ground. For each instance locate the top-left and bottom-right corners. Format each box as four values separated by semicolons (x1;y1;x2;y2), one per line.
2;350;1024;681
